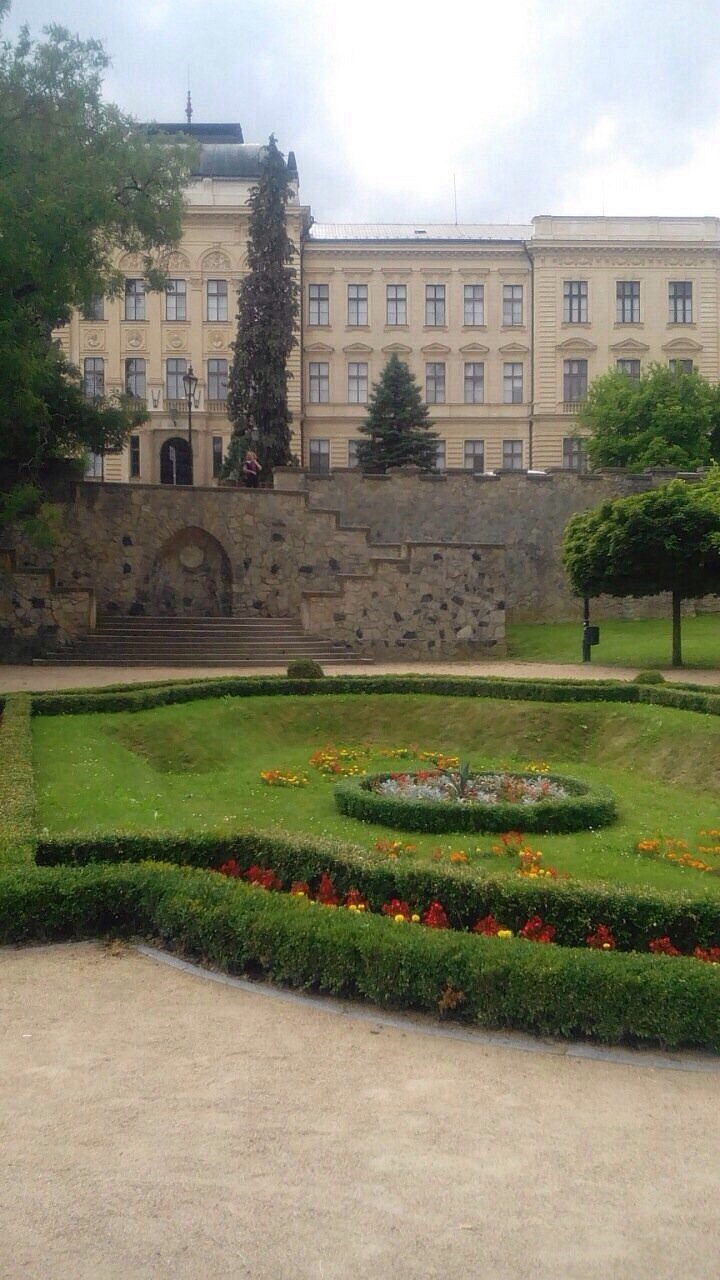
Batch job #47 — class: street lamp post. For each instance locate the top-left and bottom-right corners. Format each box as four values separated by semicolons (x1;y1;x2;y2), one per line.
182;364;198;484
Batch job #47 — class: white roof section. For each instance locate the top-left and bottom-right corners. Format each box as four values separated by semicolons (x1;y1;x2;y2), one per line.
308;222;533;242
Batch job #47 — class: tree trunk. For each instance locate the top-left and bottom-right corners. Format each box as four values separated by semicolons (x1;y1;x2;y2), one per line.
671;591;683;667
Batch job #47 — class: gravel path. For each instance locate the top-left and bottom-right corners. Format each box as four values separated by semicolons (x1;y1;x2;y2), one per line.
1;943;718;1280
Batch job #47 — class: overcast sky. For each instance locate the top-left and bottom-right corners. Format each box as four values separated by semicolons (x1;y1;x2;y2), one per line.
8;0;720;224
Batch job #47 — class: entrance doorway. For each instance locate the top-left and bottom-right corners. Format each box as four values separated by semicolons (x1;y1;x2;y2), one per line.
160;437;193;486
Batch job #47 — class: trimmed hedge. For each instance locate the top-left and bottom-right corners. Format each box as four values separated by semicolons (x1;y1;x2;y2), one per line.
35;828;720;954
0;695;35;866
28;673;720;718
0;861;718;1051
334;771;617;835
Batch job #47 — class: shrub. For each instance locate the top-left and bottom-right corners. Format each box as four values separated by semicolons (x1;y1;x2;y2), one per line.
633;671;666;685
0;695;35;866
286;659;324;679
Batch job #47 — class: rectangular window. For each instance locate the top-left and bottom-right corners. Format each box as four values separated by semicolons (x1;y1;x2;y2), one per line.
308;361;329;403
425;284;446;326
464;284;485;326
502;439;523;470
129;435;140;479
347;284;368;326
82;297;104;321
563;437;585;471
125;357;145;400
386;284;407;325
348;439;361;468
563;280;588;323
207;279;228;322
616;281;640;324
563;359;588;403
165;279;187;321
425;361;446;403
616;358;641;380
463;439;485;472
347;361;368;404
84;450;103;479
503;362;523;404
669;358;694;374
434;440;446;471
463;362;484;404
668;281;692;323
309;283;329;325
502;284;523;326
309;438;330;474
208;358;228;401
166;357;187;400
83;356;104;400
212;436;224;479
124;278;145;321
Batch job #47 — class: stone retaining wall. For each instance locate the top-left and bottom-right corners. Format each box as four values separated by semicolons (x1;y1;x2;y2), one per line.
0;562;94;660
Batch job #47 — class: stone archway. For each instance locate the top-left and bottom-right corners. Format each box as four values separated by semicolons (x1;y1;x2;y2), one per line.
148;527;232;616
160;437;193;486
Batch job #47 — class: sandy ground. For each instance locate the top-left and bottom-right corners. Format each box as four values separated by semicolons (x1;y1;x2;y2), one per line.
1;945;718;1280
1;659;719;692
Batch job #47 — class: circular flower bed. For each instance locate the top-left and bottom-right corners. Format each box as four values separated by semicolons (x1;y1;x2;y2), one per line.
334;767;616;834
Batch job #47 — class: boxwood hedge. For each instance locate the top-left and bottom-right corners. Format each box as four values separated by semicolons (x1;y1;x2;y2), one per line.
0;694;35;866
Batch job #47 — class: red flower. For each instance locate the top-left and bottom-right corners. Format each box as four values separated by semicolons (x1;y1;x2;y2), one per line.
344;887;367;910
290;880;310;896
244;864;280;891
648;936;681;957
518;915;555;944
693;945;720;964
472;914;501;936
422;901;449;929
381;898;411;920
585;923;616;950
316;872;338;906
216;858;241;878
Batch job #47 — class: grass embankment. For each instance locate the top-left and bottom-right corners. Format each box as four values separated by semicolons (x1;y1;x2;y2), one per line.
507;614;720;669
33;693;720;894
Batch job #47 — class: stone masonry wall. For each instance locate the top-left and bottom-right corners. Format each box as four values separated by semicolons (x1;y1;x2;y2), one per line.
0;562;94;660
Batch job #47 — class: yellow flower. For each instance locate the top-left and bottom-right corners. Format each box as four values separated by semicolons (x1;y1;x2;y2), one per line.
411;913;420;923
394;914;407;924
497;929;513;939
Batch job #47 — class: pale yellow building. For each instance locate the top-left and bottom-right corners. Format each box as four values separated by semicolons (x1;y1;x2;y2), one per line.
58;123;720;482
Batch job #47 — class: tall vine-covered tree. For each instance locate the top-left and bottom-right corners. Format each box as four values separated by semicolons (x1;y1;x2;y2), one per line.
0;1;194;501
561;472;720;666
356;354;439;473
226;135;299;476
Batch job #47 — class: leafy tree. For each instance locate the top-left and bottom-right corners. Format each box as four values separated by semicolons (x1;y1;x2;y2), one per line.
0;2;193;519
356;354;439;473
578;363;720;472
226;135;299;477
561;471;720;666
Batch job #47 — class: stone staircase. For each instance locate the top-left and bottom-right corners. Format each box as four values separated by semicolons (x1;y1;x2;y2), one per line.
35;614;367;667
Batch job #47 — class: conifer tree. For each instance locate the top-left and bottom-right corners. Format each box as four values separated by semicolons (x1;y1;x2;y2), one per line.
355;354;439;473
226;135;299;477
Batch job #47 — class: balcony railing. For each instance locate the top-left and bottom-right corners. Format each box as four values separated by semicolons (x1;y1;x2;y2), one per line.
207;399;230;414
562;399;586;414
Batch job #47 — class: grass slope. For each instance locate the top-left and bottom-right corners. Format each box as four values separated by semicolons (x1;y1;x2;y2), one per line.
507;614;720;669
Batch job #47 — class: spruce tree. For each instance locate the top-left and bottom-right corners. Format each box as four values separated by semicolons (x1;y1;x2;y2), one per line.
356;354;439;473
225;135;299;477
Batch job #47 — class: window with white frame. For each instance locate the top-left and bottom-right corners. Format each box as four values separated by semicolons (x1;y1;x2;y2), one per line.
166;357;187;400
347;284;368;325
129;435;140;478
208;358;228;400
83;357;104;399
434;440;446;470
464;362;484;404
207;279;228;321
308;361;329;403
463;439;485;472
502;439;523;470
503;362;523;403
308;283;329;325
669;358;694;374
124;279;145;321
425;284;445;326
616;281;640;324
212;436;224;479
309;438;330;474
464;284;484;326
563;359;588;402
502;284;523;326
668;281;692;324
563;437;585;471
616;358;641;380
125;357;145;399
425;362;445;403
347;361;368;404
563;280;588;323
347;439;361;468
84;450;103;479
165;279;187;321
386;284;407;325
82;297;104;321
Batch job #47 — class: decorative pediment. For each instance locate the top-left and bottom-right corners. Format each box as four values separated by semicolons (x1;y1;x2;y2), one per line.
555;337;597;353
305;341;334;354
420;342;451;355
459;342;490;355
609;337;650;353
499;341;530;355
342;342;373;354
381;343;413;355
662;336;703;353
200;247;232;272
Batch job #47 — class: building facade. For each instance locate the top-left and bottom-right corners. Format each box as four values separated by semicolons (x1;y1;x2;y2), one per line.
57;124;720;483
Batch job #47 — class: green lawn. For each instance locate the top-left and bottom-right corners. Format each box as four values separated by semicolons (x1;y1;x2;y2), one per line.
507;614;720;670
33;693;720;895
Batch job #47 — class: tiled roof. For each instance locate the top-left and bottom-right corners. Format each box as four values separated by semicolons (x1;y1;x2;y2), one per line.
307;223;533;242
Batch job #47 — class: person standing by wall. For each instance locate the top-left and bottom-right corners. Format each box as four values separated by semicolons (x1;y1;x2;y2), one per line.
243;450;262;488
